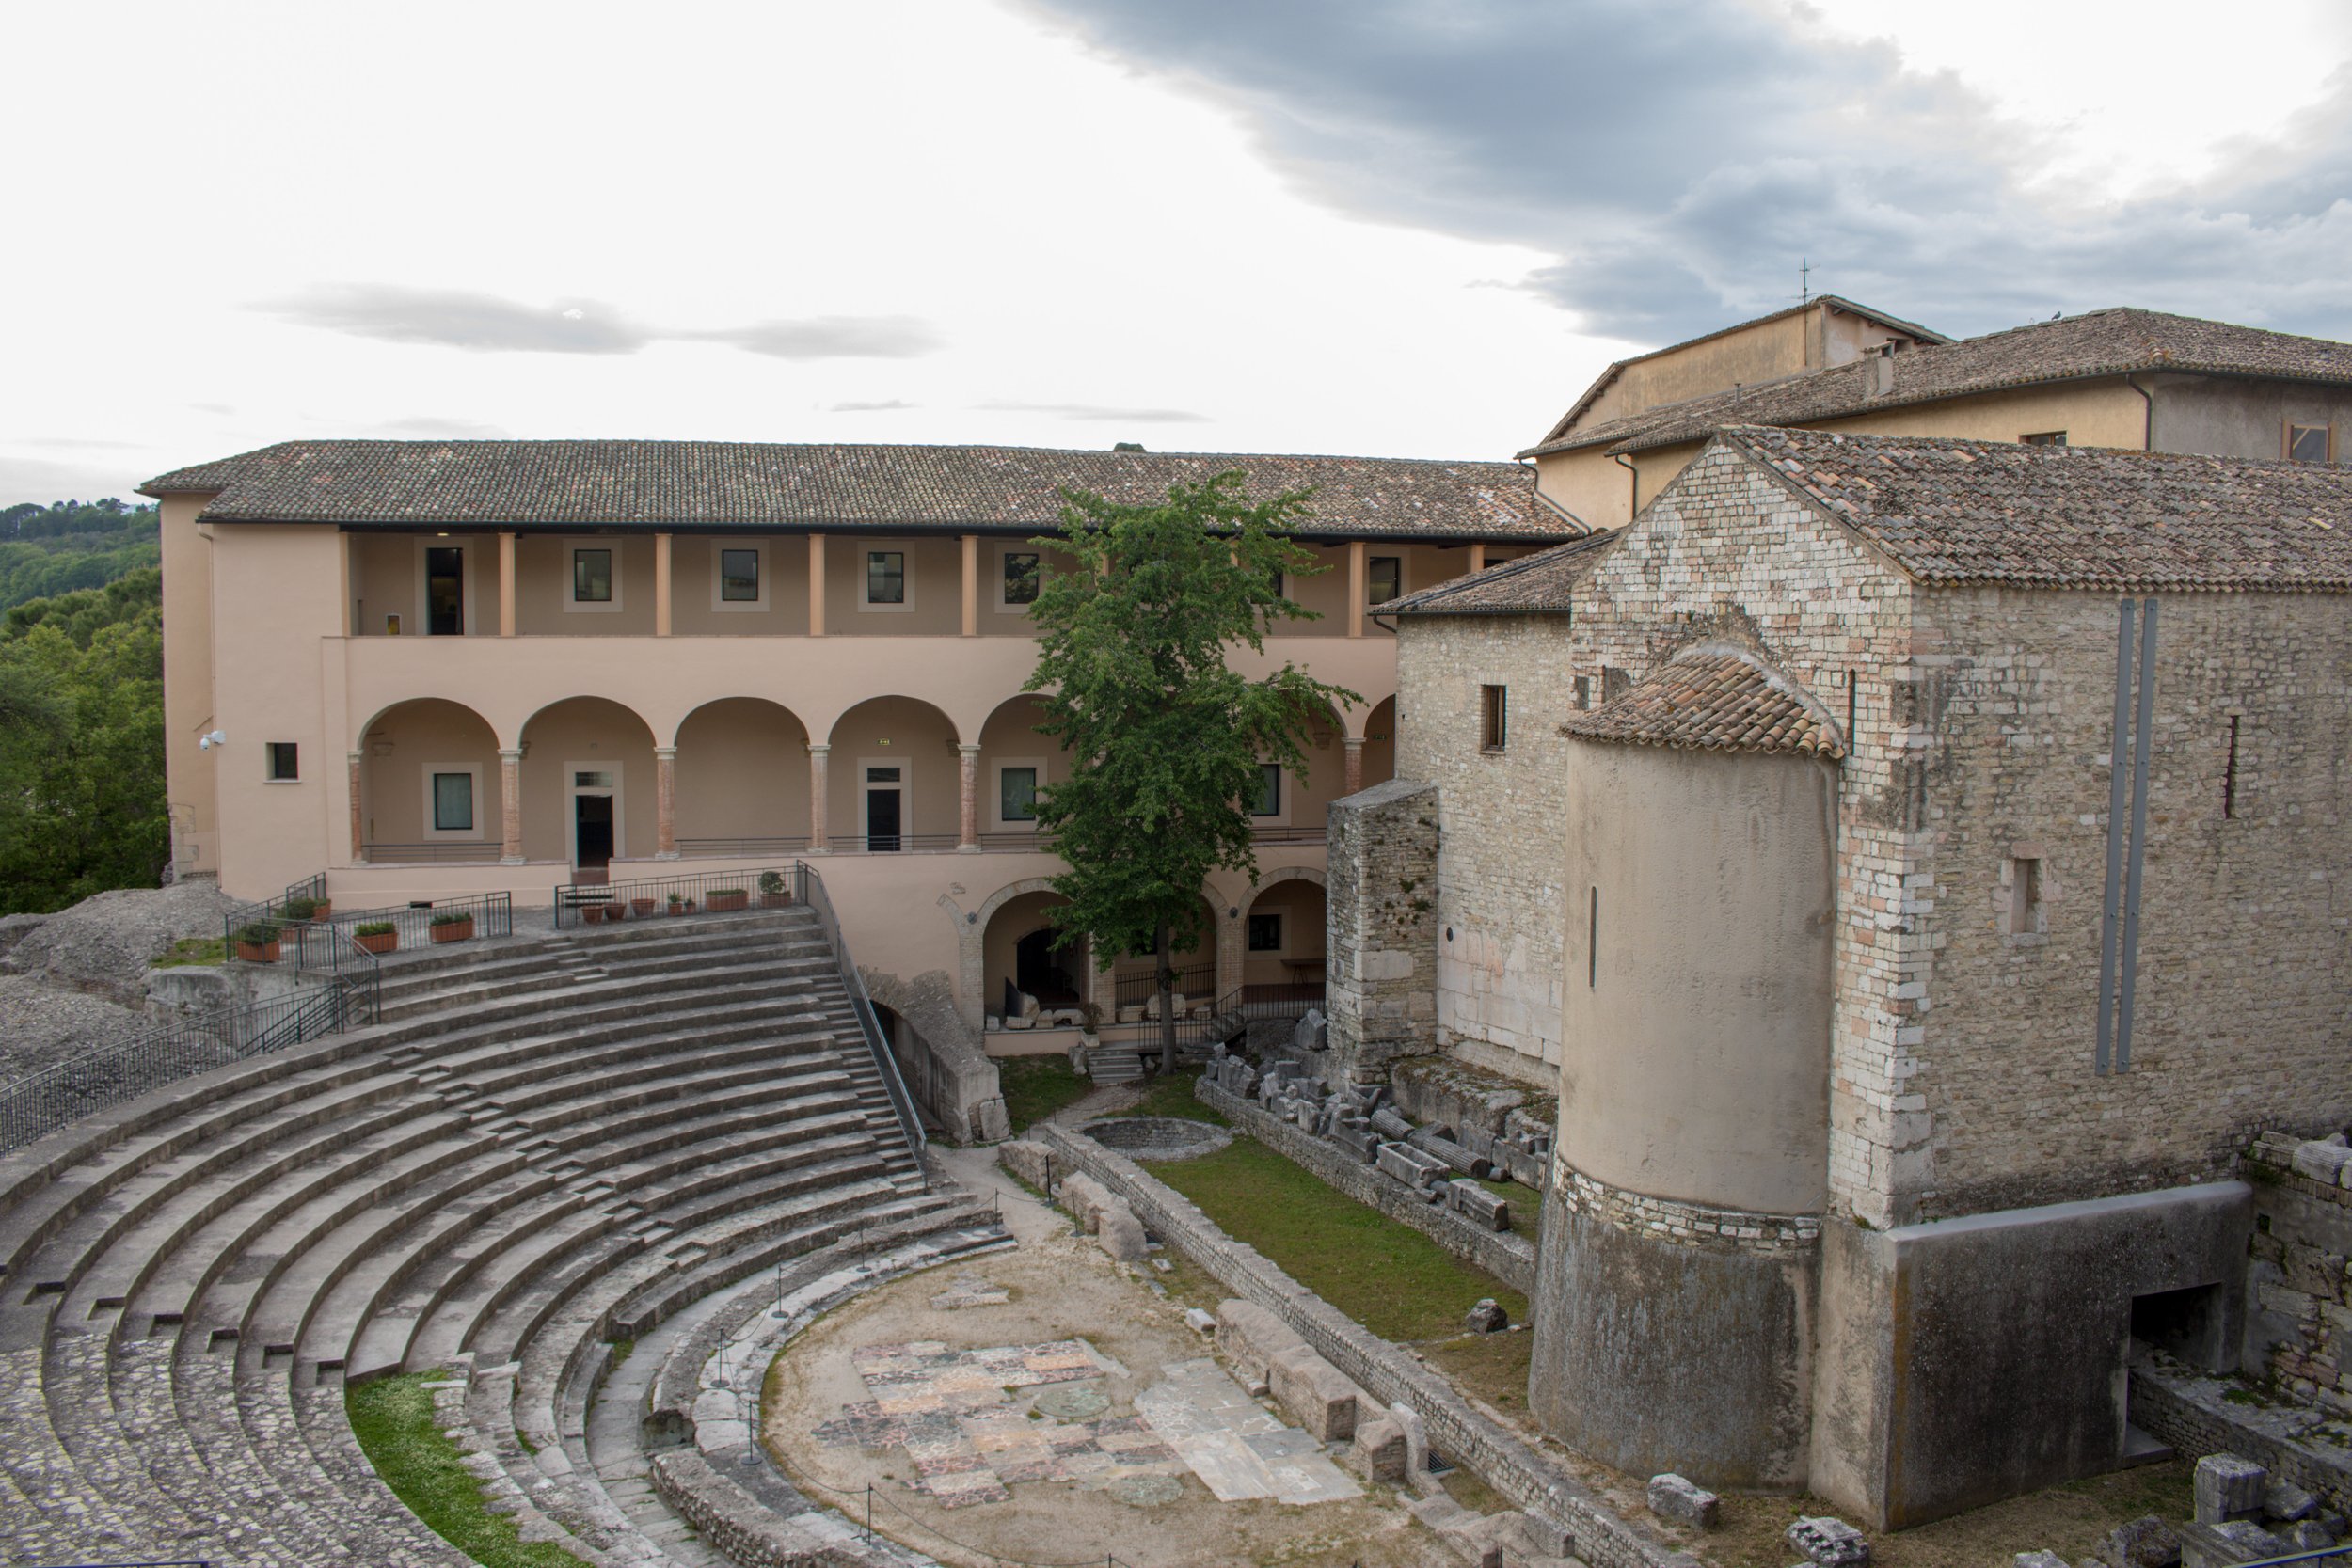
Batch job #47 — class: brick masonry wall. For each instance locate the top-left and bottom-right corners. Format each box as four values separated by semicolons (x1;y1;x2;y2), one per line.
1034;1121;1701;1568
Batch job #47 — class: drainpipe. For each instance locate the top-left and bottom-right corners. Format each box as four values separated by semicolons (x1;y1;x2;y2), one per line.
2126;375;2153;450
1613;452;1638;520
1516;458;1593;534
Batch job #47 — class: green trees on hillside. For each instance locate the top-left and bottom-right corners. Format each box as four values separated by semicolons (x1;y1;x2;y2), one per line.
0;499;161;613
0;566;168;913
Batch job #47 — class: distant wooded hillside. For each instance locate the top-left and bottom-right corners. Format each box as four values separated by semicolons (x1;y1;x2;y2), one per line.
0;499;162;613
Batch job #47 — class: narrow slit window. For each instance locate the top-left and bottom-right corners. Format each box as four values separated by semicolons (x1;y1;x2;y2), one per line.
1480;685;1508;752
266;742;299;782
2223;716;2241;818
720;548;760;601
2010;856;2043;935
1587;886;1598;988
572;547;612;603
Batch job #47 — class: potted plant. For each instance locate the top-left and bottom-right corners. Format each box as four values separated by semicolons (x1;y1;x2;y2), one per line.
707;887;748;913
758;869;790;908
354;921;398;956
429;910;475;943
666;893;687;916
282;895;320;925
234;920;282;963
631;895;655;917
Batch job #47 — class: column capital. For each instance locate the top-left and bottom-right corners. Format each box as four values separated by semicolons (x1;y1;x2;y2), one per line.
957;741;983;755
498;746;524;762
1343;736;1366;750
655;745;678;761
808;741;832;755
348;750;365;764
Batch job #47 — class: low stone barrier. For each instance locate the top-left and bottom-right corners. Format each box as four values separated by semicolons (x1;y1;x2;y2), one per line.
1035;1121;1699;1568
2127;1358;2352;1513
1198;1076;1538;1293
651;1449;905;1568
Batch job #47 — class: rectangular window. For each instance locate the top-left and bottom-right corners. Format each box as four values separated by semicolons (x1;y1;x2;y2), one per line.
1572;674;1591;710
1250;763;1281;817
1368;555;1402;605
573;769;614;788
1002;551;1040;606
432;771;474;832
573;547;612;603
1248;912;1282;952
2009;854;2043;936
1266;567;1286;600
999;765;1039;822
2022;431;2068;447
720;548;760;601
266;742;299;782
1480;685;1508;752
2288;422;2332;464
866;550;905;605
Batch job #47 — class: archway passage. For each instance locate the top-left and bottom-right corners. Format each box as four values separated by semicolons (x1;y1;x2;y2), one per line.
827;695;961;851
983;890;1086;1021
518;696;658;872
1245;877;1327;1006
357;698;501;863
1359;695;1398;795
675;697;811;855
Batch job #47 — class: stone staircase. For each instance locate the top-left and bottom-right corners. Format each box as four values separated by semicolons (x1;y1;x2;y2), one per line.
0;906;999;1566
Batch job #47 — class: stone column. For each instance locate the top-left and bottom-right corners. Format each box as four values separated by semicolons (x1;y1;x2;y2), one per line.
498;531;516;636
807;743;831;852
957;742;982;852
498;747;525;864
1326;779;1439;1084
654;746;678;858
807;534;827;636
1343;736;1365;798
1347;541;1367;639
961;533;978;637
347;752;365;862
653;531;673;638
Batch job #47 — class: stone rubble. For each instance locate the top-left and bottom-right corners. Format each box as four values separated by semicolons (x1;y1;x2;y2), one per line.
1787;1514;1871;1568
2194;1454;2270;1526
1645;1473;1719;1529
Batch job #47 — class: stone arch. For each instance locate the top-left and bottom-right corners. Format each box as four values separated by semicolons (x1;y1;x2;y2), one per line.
825;694;962;849
1244;870;1328;1000
1356;694;1398;795
671;697;812;854
517;696;660;869
961;876;1067;1034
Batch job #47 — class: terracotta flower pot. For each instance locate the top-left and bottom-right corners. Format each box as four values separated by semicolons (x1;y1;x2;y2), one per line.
707;892;748;913
761;892;792;909
236;940;280;963
430;917;474;943
631;897;655;916
356;930;397;955
313;901;333;919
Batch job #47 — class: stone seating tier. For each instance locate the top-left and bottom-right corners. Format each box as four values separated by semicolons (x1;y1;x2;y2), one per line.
0;906;956;1567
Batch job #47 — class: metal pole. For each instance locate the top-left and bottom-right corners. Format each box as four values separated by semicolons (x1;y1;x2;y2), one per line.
2115;600;2159;1073
2094;598;2136;1075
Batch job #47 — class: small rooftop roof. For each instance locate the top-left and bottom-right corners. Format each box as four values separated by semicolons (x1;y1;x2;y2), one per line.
1727;425;2352;592
1561;647;1846;760
1384;529;1623;615
139;439;1568;543
1523;308;2352;459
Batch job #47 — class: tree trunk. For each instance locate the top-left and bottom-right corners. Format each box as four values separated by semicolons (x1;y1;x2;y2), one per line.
1155;921;1178;1076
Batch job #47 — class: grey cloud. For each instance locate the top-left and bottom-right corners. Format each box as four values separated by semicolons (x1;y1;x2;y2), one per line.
262;286;947;362
374;417;515;439
0;454;146;505
1013;0;2352;345
692;317;945;359
262;284;649;354
830;399;919;412
984;402;1212;422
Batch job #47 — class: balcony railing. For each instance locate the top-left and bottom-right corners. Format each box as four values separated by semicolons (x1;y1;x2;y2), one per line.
359;842;503;864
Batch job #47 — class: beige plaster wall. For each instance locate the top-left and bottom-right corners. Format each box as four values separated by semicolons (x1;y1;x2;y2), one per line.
513;533;655;637
673;698;809;845
825;534;961;636
516;697;658;864
159;496;219;879
668;536;810;636
1559;744;1837;1214
357;698;501;848
1241;876;1327;987
1577;312;1812;431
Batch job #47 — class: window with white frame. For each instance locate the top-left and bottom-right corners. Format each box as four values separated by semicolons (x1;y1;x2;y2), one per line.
713;543;768;611
566;540;622;612
422;765;483;838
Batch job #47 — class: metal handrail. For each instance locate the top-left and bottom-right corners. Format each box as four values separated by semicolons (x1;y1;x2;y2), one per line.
358;841;503;863
792;861;928;1172
282;892;513;973
549;868;795;929
1112;962;1216;1011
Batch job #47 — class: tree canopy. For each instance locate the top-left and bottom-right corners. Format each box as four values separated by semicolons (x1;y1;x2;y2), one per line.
0;499;160;613
1024;472;1355;1070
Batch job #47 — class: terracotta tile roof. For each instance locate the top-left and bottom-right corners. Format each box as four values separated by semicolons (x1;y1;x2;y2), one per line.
1534;294;1951;447
1728;425;2352;592
1523;308;2352;458
1562;648;1846;759
1383;529;1624;615
139;439;1565;542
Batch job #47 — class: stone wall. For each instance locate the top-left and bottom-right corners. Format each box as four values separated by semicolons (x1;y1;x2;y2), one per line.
1325;779;1440;1084
1033;1120;1701;1568
2245;1132;2352;1418
1198;1078;1538;1291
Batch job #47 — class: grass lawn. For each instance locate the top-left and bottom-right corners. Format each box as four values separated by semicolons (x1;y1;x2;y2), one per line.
346;1371;594;1568
1152;1134;1523;1344
1130;1068;1228;1125
152;936;225;967
997;1054;1091;1132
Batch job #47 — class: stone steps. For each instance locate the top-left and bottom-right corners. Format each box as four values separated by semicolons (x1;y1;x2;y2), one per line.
0;903;930;1563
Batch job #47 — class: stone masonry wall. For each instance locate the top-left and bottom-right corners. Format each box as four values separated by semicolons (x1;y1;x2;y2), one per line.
1901;591;2352;1217
2246;1132;2352;1419
1326;779;1440;1084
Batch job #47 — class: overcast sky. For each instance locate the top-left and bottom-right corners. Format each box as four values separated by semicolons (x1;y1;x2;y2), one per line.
9;0;2352;502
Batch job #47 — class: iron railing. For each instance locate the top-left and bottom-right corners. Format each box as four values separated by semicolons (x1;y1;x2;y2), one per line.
550;868;797;929
1111;962;1216;1012
358;841;503;864
1167;982;1323;1055
289;893;513;974
220;871;330;951
676;834;810;858
0;976;377;1156
790;861;928;1169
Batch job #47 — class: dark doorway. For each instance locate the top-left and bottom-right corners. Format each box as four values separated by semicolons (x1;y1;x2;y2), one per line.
866;767;902;851
574;794;613;869
1015;927;1082;1006
426;546;465;636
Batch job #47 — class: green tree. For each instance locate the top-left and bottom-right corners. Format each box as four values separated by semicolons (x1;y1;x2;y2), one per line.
1025;473;1356;1072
